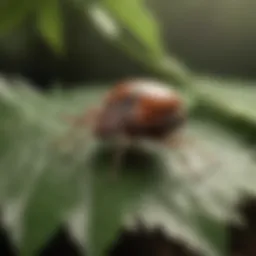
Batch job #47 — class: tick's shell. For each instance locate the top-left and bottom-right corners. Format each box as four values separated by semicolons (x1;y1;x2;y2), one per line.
95;79;186;139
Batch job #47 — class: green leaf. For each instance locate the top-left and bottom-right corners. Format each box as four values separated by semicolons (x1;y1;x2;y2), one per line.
86;1;192;86
196;77;256;122
0;77;95;254
86;145;161;255
87;4;121;39
36;0;64;54
85;118;256;256
19;153;87;256
192;76;256;142
1;77;256;256
102;0;166;57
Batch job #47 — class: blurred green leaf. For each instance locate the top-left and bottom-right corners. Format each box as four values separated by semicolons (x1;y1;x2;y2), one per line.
0;77;92;254
0;76;256;256
85;118;256;256
87;146;161;255
195;77;256;124
87;4;121;39
19;153;86;256
87;1;192;86
191;77;256;143
102;0;166;58
36;0;64;54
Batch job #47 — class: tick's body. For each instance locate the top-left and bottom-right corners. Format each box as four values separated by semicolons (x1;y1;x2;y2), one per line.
93;79;186;142
61;79;216;179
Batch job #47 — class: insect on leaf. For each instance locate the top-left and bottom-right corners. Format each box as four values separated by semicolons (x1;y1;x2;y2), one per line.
1;77;256;256
83;116;256;256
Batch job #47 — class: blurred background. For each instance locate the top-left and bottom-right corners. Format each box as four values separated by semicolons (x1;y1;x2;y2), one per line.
1;0;256;87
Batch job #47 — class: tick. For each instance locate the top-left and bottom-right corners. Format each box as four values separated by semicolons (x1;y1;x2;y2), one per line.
60;78;214;179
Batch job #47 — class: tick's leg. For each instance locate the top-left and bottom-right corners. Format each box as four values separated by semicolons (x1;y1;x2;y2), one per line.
111;135;131;180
